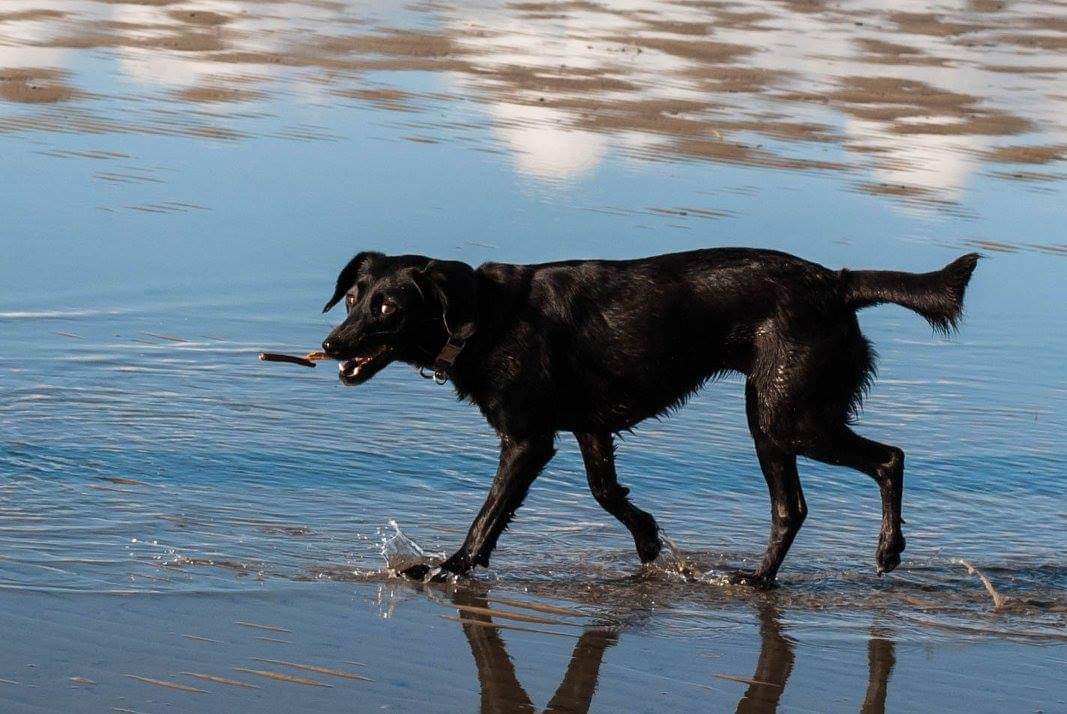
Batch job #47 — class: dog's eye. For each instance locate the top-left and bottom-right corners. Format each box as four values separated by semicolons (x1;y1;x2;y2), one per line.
380;301;397;316
345;295;356;310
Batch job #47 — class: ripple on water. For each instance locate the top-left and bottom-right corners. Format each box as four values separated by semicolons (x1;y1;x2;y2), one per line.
1;0;1065;654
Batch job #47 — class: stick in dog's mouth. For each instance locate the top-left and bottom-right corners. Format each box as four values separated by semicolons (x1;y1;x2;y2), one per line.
258;351;328;368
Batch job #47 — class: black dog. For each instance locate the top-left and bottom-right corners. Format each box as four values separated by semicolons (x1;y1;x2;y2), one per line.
321;248;978;587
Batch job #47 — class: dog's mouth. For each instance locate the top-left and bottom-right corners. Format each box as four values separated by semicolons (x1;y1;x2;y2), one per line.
337;345;393;385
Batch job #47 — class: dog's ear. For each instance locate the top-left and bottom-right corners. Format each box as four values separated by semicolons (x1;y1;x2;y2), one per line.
323;251;382;313
423;260;478;340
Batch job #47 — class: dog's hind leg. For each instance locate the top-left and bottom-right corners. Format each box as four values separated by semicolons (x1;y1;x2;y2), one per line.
730;383;807;588
749;324;906;578
576;432;662;563
799;427;906;575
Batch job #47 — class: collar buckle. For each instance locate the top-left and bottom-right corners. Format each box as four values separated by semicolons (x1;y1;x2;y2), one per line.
429;337;465;385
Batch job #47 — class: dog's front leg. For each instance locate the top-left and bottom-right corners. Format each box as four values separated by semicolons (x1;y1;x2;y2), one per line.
403;433;556;581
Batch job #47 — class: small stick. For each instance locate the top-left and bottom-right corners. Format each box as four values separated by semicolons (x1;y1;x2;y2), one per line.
956;558;1006;610
258;351;328;368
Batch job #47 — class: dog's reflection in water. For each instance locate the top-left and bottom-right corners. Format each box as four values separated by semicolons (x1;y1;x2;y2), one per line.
735;602;796;713
860;629;896;714
452;589;617;713
451;591;896;714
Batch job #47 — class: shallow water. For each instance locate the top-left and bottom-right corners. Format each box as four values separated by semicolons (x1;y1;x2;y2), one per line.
1;0;1066;709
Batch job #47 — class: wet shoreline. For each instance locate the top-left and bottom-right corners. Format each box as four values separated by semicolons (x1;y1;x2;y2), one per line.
2;0;1066;710
2;581;1064;711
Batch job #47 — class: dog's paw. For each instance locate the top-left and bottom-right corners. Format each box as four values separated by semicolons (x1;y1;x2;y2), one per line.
875;530;906;575
727;571;776;590
636;537;663;564
400;557;468;583
400;563;433;581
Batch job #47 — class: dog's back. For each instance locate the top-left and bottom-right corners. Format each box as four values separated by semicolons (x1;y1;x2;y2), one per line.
471;249;976;434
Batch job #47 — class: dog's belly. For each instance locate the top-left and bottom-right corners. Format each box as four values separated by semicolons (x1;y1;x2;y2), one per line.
554;359;741;433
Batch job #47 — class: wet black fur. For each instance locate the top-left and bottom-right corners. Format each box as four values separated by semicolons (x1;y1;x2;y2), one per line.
322;248;979;586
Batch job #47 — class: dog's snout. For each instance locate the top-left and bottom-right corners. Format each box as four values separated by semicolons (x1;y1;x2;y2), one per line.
322;324;358;357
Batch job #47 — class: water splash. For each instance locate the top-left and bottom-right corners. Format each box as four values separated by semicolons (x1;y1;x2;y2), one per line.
379;520;445;577
639;532;731;587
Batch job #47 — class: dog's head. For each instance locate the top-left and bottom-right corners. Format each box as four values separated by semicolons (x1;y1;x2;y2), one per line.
321;252;478;386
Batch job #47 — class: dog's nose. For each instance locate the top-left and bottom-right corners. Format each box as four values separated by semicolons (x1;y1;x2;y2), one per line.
322;338;333;354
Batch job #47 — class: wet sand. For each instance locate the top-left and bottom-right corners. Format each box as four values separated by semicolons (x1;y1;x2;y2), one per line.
1;583;1064;712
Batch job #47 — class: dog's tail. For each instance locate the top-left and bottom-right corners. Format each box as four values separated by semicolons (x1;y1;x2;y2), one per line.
840;253;980;334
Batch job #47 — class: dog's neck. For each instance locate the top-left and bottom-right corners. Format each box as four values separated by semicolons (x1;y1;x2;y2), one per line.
442;262;529;401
